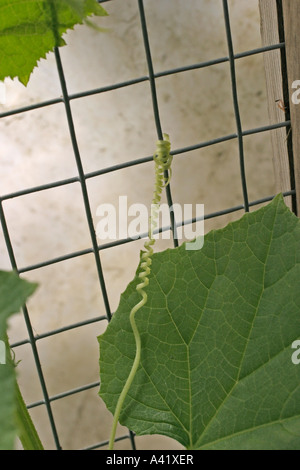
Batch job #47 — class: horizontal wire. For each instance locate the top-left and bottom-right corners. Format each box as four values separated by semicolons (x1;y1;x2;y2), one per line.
82;433;133;451
0;43;284;120
0;120;291;203
27;381;100;409
10;315;108;348
12;187;293;274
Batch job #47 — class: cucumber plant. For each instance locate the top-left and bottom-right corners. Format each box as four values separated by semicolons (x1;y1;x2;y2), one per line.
1;0;300;451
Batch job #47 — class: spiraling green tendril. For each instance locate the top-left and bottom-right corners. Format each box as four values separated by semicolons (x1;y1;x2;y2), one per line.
108;133;172;450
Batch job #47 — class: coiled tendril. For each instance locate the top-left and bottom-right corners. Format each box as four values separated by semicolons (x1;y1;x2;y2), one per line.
108;133;172;450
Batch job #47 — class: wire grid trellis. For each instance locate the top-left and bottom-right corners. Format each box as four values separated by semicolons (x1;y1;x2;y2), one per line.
0;0;296;450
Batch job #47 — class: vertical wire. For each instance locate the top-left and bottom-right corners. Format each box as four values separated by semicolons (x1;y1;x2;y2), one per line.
54;47;112;322
0;200;62;450
138;0;179;246
128;430;136;450
222;0;249;212
53;46;128;448
276;0;297;215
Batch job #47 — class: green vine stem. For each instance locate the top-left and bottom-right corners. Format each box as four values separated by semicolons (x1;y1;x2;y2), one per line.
15;381;44;450
108;134;173;450
6;335;44;450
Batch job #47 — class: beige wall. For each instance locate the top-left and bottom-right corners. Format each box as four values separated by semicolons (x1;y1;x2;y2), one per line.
0;0;275;450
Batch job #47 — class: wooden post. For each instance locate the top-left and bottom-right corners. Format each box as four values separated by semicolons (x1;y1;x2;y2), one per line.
282;0;300;214
259;0;294;211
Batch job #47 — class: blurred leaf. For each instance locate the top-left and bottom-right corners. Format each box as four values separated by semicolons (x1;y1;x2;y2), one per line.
0;270;37;450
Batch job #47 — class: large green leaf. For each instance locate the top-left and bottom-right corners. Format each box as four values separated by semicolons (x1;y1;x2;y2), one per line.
99;194;300;450
0;0;107;85
0;270;37;450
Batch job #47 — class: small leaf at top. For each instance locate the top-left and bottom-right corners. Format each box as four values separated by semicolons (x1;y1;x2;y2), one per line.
0;270;37;450
99;194;300;450
0;0;108;85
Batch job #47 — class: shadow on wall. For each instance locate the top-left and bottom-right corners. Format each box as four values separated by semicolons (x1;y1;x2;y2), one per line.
0;0;275;450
